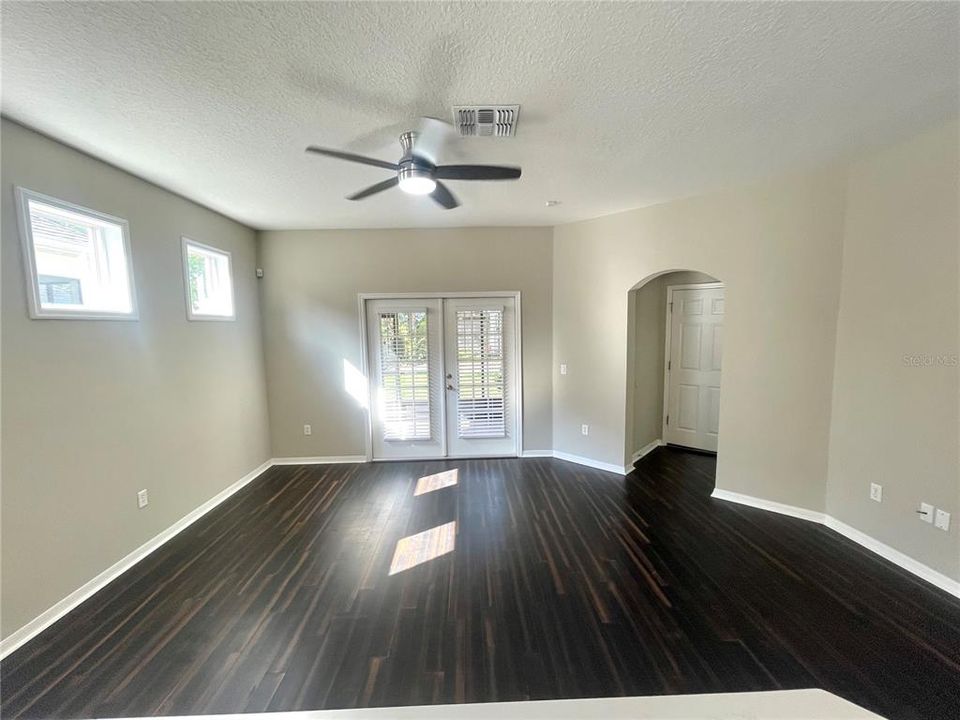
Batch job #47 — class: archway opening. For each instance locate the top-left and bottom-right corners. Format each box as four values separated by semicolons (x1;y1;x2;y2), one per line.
625;269;724;469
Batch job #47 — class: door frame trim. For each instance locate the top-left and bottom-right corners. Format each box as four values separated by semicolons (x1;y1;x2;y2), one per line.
662;282;725;443
358;291;523;462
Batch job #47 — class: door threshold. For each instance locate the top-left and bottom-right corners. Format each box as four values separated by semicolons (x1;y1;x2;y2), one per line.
371;454;521;463
664;443;718;456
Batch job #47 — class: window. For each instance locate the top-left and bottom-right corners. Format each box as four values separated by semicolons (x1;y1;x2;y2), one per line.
182;238;234;320
16;188;137;319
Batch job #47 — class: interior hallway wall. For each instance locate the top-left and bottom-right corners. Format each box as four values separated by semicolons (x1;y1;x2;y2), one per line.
1;120;271;639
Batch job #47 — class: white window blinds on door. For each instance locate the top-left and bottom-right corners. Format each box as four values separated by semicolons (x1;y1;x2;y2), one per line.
455;308;506;438
378;311;431;440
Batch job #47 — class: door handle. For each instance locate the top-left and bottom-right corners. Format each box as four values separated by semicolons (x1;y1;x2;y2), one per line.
446;383;457;391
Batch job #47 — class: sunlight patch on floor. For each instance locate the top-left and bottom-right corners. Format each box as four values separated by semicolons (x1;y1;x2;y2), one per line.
389;521;456;575
414;469;459;496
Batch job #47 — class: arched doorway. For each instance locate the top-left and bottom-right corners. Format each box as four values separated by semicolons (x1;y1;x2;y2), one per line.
625;269;724;469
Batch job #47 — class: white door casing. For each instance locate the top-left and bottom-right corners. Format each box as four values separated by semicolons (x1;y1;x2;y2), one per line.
362;294;520;461
663;284;724;452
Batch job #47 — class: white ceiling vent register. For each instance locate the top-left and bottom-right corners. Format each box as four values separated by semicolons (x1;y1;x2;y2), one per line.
452;106;520;137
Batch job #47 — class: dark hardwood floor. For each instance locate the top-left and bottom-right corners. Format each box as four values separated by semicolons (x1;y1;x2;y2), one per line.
3;448;959;719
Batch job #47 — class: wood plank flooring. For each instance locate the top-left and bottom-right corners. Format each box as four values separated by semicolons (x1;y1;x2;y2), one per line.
2;448;959;719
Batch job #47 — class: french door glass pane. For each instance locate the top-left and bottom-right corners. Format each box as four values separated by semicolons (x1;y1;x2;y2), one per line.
378;311;431;440
456;309;505;438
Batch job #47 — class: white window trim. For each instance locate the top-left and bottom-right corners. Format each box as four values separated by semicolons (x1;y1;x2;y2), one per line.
15;186;139;320
181;236;236;322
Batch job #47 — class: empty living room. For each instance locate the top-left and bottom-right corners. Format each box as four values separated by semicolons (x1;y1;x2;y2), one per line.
1;2;958;719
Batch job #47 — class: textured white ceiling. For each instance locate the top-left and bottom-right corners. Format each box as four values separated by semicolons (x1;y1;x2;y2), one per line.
2;2;957;229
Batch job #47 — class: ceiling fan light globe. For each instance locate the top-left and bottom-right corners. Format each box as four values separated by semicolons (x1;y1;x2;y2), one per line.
398;176;437;195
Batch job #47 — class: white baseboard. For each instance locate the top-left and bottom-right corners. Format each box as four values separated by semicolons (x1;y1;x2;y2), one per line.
711;488;960;599
630;439;663;465
523;450;630;475
0;459;275;660
552;450;628;475
271;455;367;465
823;516;960;598
710;488;827;523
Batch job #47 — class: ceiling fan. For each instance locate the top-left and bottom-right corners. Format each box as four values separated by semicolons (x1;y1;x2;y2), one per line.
305;121;521;210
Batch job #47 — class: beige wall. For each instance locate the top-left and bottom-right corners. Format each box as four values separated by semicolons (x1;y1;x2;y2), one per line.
827;121;960;580
1;120;271;638
553;167;847;508
258;228;553;458
626;271;716;457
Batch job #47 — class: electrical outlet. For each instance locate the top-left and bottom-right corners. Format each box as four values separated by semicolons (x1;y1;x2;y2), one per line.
137;489;149;509
935;509;951;532
869;483;882;503
303;424;312;436
581;424;589;436
918;502;934;523
560;364;567;375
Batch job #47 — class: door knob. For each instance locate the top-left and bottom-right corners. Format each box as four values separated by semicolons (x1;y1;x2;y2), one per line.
446;383;457;391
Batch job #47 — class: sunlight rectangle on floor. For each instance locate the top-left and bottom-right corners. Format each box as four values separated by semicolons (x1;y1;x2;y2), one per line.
389;521;456;575
414;469;459;496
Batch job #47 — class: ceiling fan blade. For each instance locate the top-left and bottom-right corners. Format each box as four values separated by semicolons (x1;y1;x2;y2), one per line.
346;176;399;201
430;181;460;210
305;146;398;171
434;164;521;181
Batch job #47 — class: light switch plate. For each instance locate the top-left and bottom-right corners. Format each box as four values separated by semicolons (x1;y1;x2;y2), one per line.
869;483;882;503
560;364;567;375
934;509;951;532
137;489;149;509
581;424;589;436
919;502;934;523
304;424;312;436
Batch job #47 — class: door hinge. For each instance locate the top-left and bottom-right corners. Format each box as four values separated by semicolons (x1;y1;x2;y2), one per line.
669;302;673;312
666;415;669;426
667;360;671;371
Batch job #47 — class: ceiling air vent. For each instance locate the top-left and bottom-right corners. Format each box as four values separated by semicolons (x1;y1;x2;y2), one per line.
452;105;520;137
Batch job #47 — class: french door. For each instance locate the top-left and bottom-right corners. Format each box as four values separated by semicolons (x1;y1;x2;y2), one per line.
365;295;518;460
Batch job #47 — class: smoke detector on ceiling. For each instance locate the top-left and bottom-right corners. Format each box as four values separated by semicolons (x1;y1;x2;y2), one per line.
452;105;520;137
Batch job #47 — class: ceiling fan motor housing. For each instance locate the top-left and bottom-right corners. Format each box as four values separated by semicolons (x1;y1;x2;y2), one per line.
399;162;434;179
396;131;438;194
396;133;437;194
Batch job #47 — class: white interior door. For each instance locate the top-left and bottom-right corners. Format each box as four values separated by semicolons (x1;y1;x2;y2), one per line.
366;299;445;460
444;297;518;457
664;284;724;452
